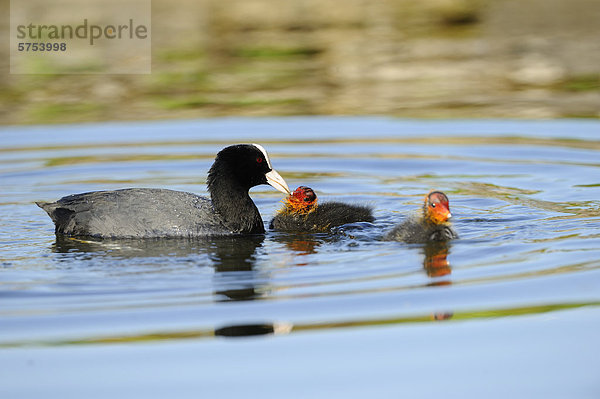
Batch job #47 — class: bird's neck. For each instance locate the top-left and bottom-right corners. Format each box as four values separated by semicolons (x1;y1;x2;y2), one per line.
209;177;264;234
281;198;316;215
422;208;446;227
422;214;450;230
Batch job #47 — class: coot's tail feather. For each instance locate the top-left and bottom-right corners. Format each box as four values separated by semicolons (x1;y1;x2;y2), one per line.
36;201;54;217
36;201;74;231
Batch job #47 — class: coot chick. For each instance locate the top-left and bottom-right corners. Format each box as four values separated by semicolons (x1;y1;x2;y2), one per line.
385;191;457;243
270;186;374;232
37;144;290;238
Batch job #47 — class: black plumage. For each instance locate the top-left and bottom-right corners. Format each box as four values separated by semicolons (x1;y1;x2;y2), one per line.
37;144;290;238
270;186;374;232
385;191;457;243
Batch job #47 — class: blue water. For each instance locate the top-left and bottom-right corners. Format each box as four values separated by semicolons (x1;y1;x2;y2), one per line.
1;118;599;398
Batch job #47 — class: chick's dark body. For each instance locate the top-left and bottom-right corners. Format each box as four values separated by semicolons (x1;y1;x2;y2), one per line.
270;202;374;232
385;216;457;243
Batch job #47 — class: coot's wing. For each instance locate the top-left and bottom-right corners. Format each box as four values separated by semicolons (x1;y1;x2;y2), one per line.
37;188;231;238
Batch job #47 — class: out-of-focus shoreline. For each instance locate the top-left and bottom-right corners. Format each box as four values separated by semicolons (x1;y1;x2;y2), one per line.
1;0;598;125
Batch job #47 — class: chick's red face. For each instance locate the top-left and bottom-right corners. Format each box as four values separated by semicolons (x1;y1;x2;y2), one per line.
286;186;317;212
426;191;452;224
292;186;316;203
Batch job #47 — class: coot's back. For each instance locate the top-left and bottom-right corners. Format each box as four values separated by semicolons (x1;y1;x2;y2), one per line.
37;188;230;238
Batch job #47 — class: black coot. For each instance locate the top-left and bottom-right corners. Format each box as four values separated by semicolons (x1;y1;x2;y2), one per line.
37;144;290;238
269;186;374;232
385;191;458;243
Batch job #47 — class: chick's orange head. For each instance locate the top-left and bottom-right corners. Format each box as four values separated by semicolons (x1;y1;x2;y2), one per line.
425;191;452;224
285;186;317;213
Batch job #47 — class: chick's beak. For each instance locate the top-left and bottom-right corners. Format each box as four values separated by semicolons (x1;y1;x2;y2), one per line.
438;207;452;223
430;204;451;223
266;169;291;195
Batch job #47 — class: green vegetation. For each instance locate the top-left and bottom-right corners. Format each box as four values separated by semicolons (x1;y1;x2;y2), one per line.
558;75;600;92
151;71;210;89
156;49;206;62
156;96;308;110
232;46;323;59
27;103;107;124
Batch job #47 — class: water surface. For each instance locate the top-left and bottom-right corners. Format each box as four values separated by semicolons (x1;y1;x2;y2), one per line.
1;118;599;398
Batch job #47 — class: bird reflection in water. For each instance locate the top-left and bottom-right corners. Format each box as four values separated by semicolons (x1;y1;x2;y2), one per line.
49;233;454;334
283;236;322;255
214;322;293;338
270;223;371;258
422;241;454;321
211;235;266;302
51;234;264;263
271;232;323;256
208;236;294;337
423;241;452;281
51;235;291;337
51;234;268;302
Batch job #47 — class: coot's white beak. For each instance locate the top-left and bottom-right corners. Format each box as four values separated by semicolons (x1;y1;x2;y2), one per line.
266;169;291;195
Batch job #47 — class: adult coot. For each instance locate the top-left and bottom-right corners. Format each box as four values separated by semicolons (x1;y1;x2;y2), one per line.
37;144;290;238
270;186;374;232
385;191;457;243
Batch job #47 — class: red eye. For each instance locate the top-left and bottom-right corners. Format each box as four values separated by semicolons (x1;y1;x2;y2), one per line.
256;157;263;163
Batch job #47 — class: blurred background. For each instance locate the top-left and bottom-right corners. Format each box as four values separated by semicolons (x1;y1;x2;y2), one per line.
1;0;599;125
